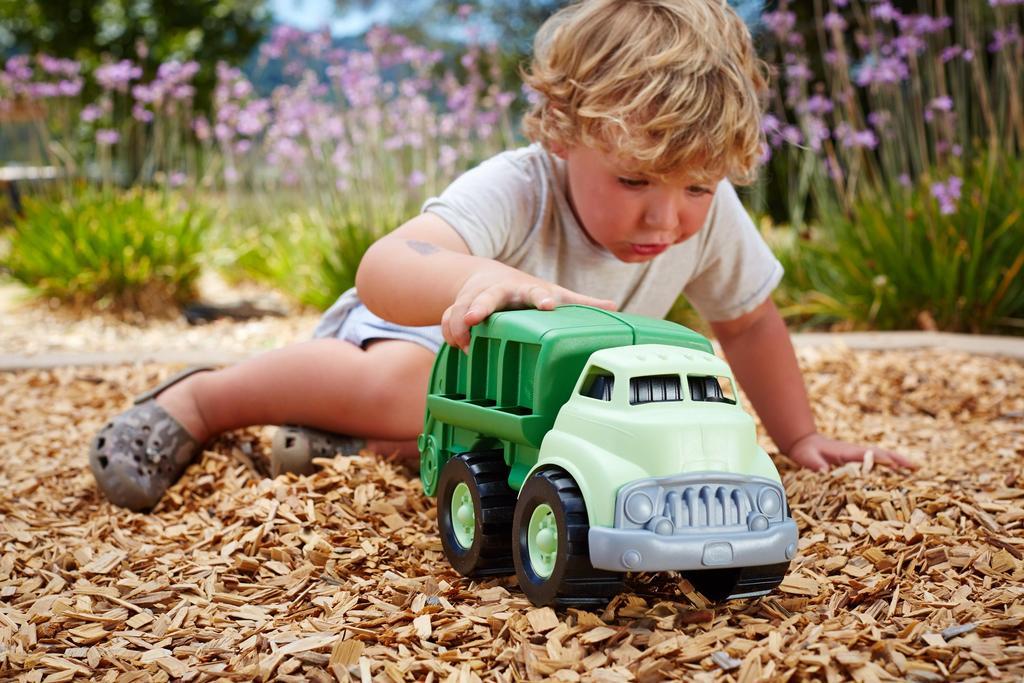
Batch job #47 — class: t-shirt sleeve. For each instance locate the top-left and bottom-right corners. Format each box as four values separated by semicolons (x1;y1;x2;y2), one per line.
682;180;784;322
420;152;538;260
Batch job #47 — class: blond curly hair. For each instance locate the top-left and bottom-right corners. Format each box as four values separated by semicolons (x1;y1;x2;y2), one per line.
522;0;769;185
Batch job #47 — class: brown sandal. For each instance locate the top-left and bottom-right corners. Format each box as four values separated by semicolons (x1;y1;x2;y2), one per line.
270;426;365;477
89;366;213;511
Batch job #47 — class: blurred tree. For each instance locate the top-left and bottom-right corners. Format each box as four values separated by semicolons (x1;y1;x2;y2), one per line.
0;0;272;109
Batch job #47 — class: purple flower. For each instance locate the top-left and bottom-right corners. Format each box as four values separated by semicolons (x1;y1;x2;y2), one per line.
989;26;1021;52
798;94;833;116
438;145;458;169
168;172;187;188
781;125;802;146
990;0;1024;6
835;123;878;149
38;54;80;77
898;14;952;35
785;61;813;82
867;110;891;129
58;79;82;96
5;55;33;82
898;173;912;188
407;170;426;189
940;45;963;62
930;176;962;215
871;2;901;22
193;116;211;141
761;11;797;37
132;104;153;122
924;96;954;122
855;56;909;86
132;84;157;103
822;12;846;31
236;105;266;136
80;104;102;123
95;60;141;92
804;117;830;151
894;35;926;57
171;84;195;100
96;129;120;146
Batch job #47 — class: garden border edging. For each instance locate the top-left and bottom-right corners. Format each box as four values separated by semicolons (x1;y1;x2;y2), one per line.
1;331;1023;371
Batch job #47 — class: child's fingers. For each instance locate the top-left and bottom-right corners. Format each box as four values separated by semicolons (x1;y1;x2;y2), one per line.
824;442;917;471
791;449;829;472
464;288;507;324
560;289;618;311
527;285;557;310
871;447;920;470
445;301;477;352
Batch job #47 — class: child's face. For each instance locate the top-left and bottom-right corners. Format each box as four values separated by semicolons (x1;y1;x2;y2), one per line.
556;145;719;263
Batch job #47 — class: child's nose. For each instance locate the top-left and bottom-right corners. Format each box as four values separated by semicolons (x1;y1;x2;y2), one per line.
643;200;680;233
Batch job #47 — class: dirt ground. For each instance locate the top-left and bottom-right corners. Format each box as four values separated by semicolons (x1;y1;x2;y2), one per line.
1;346;1022;682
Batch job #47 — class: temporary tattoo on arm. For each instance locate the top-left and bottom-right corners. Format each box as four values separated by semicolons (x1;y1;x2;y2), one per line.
407;239;441;256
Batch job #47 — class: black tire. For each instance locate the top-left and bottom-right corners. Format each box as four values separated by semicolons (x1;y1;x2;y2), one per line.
512;468;624;607
437;451;516;577
684;561;791;602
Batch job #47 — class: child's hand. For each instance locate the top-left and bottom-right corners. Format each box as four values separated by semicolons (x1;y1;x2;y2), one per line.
787;432;919;472
442;266;617;351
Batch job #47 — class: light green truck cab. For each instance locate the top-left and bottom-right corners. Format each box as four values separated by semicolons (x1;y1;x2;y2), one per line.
419;305;798;607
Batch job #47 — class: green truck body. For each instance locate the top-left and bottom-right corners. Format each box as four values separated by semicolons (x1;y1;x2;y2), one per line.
419;305;798;607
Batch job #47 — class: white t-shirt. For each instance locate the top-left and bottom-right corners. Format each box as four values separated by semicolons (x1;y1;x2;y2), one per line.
314;144;782;338
423;143;782;322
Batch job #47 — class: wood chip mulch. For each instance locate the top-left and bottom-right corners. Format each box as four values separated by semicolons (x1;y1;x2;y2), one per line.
1;347;1022;682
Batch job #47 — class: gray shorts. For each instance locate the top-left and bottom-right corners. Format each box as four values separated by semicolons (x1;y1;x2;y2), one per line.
313;298;445;354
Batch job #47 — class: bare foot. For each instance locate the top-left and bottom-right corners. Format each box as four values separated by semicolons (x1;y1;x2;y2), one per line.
155;375;212;444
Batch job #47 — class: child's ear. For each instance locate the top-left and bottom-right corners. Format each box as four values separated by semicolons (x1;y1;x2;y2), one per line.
548;141;569;159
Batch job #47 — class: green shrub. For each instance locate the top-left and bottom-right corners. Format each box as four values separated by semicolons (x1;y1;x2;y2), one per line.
3;186;211;314
230;209;381;311
777;152;1024;333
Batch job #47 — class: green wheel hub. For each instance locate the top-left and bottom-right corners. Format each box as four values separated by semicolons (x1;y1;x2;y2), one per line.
420;436;440;496
527;503;558;578
451;482;476;549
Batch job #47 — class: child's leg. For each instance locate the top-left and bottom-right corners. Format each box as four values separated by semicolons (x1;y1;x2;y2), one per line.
155;338;434;445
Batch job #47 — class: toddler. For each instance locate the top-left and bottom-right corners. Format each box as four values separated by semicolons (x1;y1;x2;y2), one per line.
90;0;915;511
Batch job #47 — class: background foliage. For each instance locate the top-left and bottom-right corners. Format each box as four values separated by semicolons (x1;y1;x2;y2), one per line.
1;0;1022;335
0;0;271;109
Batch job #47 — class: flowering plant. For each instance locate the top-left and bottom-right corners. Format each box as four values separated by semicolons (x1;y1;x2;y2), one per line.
758;0;1023;332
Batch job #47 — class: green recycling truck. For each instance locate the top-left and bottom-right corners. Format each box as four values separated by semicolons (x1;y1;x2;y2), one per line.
418;305;798;607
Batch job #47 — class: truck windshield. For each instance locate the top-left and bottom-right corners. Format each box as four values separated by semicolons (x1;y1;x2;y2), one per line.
580;369;614;401
630;374;682;405
688;375;737;404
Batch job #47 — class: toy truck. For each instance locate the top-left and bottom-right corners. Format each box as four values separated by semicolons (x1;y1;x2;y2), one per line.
418;305;798;607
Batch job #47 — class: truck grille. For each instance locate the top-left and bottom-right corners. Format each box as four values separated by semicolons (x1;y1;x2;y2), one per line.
615;474;786;534
664;485;752;528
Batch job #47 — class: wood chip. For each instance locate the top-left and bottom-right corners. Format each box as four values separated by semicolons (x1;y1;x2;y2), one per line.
527;607;560;633
2;347;1023;680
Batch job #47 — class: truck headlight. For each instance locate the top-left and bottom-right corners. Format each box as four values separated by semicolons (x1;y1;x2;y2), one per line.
624;491;655;525
757;488;782;517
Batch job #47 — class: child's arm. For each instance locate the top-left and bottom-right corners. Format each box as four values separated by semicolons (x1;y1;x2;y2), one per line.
356;213;617;351
710;298;918;471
